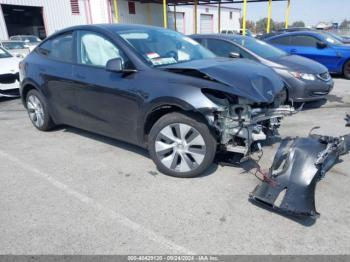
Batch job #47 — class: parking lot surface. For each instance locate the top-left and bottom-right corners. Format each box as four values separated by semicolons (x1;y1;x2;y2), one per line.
1;78;350;255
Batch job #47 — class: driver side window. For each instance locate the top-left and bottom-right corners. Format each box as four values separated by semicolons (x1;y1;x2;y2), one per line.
77;31;130;68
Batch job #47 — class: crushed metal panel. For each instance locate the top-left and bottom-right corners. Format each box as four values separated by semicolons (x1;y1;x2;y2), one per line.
250;120;350;219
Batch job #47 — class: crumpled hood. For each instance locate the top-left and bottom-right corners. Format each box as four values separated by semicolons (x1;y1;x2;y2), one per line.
269;55;327;74
0;57;20;75
162;58;284;103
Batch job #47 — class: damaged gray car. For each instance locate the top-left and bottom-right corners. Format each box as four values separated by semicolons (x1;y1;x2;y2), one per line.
250;116;350;218
20;24;295;178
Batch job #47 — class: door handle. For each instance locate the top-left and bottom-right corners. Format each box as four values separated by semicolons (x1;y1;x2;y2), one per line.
290;49;297;53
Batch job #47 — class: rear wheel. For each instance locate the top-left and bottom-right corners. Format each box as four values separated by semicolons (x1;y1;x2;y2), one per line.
148;112;217;178
344;60;350;80
26;89;55;131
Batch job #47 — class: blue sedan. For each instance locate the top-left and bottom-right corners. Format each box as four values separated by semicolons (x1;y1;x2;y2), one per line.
264;31;350;79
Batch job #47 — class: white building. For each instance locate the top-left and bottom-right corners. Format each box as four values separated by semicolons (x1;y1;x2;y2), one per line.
0;0;240;40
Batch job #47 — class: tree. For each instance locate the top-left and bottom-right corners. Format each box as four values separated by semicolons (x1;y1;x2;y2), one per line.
239;18;256;32
291;21;306;28
340;19;350;29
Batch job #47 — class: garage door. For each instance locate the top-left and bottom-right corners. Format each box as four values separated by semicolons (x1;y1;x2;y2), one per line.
1;4;46;39
168;12;185;34
200;14;213;34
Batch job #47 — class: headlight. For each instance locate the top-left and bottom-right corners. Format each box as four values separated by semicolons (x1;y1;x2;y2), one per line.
289;71;316;81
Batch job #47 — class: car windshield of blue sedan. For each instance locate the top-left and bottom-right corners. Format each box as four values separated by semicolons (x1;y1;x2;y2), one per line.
117;28;215;66
232;37;287;59
0;47;12;58
320;32;343;45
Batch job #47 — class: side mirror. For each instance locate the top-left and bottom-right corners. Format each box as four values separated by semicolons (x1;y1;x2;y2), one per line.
229;52;241;58
106;58;123;72
317;41;327;49
24;39;30;43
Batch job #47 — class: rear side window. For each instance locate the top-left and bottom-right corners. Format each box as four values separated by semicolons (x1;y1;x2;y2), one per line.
38;32;74;63
290;35;319;47
270;36;291;45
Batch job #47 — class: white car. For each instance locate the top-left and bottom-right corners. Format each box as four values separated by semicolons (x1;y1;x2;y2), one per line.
0;47;21;97
10;35;41;52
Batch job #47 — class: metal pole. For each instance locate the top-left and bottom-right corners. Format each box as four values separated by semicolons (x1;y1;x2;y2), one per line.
194;0;198;34
147;3;152;25
285;0;291;29
218;2;221;33
267;0;272;33
174;3;177;31
242;0;247;36
113;0;119;23
163;0;168;28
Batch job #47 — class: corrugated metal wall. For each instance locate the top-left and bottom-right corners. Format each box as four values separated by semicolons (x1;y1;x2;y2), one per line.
0;0;88;39
169;5;240;34
0;0;240;40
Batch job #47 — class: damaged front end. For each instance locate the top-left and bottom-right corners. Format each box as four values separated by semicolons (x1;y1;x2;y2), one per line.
203;90;296;157
250;120;350;218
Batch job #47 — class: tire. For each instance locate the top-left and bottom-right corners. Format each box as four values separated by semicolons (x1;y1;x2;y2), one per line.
344;60;350;80
26;89;55;131
148;112;217;178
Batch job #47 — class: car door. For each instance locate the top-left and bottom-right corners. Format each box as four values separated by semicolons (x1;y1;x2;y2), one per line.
71;30;142;144
268;35;292;53
35;31;81;125
288;34;340;71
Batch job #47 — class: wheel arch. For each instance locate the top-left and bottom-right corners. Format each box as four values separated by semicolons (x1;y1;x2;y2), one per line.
141;100;215;147
21;80;42;107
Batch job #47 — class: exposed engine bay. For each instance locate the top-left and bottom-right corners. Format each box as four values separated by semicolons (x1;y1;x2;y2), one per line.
203;90;296;156
249;116;350;219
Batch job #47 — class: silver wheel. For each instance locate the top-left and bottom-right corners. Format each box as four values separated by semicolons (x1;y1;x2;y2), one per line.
27;94;45;128
155;123;206;173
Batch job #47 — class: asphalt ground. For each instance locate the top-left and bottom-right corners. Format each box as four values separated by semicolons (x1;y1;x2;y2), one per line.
0;78;349;255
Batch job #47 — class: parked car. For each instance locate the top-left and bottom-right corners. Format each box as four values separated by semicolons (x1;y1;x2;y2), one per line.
10;35;41;51
0;40;30;58
191;34;334;103
0;47;20;97
263;31;350;79
323;31;350;44
20;24;294;178
221;29;255;37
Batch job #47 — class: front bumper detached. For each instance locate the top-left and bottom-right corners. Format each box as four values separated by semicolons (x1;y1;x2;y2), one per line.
250;129;350;218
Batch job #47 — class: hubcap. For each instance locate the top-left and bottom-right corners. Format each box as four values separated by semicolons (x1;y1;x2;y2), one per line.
27;95;44;128
155;123;206;173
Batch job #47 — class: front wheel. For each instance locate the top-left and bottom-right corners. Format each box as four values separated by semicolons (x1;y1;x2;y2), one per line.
344;60;350;80
148;112;217;178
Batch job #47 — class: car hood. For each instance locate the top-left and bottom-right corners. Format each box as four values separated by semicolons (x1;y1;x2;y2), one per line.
0;57;20;75
268;55;327;74
161;58;284;103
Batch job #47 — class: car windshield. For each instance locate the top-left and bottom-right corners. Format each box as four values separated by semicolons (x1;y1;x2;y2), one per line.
0;47;12;58
21;36;41;43
2;41;26;49
232;37;287;59
321;32;344;45
117;28;215;66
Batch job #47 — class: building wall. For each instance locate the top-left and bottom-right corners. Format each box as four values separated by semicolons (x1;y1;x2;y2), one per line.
0;0;241;40
168;5;240;35
0;0;89;39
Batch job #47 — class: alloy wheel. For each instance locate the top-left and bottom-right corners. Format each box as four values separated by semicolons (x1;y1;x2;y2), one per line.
155;123;207;173
27;94;45;128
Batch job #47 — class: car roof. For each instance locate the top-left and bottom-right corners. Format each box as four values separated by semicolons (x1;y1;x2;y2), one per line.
55;24;166;35
265;30;320;40
1;40;25;42
191;33;253;42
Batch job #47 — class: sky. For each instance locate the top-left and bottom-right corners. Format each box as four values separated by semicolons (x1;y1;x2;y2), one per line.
225;0;350;26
